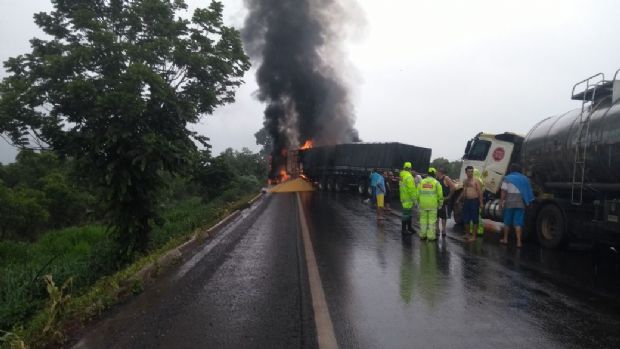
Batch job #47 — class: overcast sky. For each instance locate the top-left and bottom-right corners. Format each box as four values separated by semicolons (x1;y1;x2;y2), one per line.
1;0;620;164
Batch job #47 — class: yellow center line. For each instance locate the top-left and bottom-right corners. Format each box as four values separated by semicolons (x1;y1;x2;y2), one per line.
296;193;339;349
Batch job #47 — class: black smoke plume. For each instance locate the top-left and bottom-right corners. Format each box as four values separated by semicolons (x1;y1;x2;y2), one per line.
242;0;361;178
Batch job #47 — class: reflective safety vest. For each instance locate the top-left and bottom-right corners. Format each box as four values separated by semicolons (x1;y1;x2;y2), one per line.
417;177;443;209
474;169;484;191
399;170;417;209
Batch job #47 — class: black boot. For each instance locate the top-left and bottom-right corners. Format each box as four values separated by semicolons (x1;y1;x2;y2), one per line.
401;221;407;234
407;218;416;234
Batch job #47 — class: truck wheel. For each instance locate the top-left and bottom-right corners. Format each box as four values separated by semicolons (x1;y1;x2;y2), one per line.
522;205;538;241
334;181;343;192
357;182;367;195
536;205;567;249
452;200;463;225
327;179;334;191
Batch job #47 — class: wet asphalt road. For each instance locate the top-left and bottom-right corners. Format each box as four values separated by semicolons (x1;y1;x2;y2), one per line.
74;194;316;349
74;191;620;348
303;192;620;348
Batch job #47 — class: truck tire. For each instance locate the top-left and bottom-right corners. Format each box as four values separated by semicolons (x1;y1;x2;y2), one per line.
334;181;343;192
522;205;538;241
536;204;567;249
327;178;335;192
452;199;463;225
357;182;367;195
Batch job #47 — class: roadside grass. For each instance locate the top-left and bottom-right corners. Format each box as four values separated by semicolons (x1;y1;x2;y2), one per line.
0;191;260;348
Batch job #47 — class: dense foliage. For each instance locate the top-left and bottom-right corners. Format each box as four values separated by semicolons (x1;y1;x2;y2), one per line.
430;157;463;180
192;147;267;201
0;0;250;258
0;151;95;240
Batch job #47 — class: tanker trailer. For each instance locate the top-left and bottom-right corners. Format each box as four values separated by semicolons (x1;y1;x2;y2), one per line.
453;69;620;248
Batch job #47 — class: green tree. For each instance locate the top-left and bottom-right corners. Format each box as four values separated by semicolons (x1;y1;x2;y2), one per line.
219;147;267;181
192;150;236;202
0;150;95;233
0;150;94;228
430;157;463;180
0;183;49;240
0;150;62;189
40;172;94;228
254;125;273;158
0;0;250;258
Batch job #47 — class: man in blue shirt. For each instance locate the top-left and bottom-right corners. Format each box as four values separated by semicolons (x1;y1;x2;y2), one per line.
499;163;534;248
369;169;381;206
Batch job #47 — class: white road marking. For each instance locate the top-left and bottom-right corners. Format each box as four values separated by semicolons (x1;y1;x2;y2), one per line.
297;193;339;349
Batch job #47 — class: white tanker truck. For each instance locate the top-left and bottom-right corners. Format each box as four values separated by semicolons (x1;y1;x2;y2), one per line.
453;69;620;248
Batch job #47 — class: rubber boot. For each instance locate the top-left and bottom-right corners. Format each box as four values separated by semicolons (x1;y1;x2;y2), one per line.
407;218;415;234
401;221;407;234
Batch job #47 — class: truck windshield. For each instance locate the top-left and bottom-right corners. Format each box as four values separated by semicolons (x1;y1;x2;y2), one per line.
464;139;491;161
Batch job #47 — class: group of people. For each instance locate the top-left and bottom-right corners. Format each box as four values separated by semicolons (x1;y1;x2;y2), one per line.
370;163;452;240
398;163;452;241
457;163;534;247
369;162;534;247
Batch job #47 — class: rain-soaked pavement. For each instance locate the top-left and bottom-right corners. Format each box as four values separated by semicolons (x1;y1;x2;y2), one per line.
74;191;620;348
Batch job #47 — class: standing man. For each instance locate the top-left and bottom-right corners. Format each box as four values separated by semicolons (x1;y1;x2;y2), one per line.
369;168;381;206
376;172;386;221
499;163;534;248
399;162;417;234
457;166;483;242
417;167;443;241
436;167;456;237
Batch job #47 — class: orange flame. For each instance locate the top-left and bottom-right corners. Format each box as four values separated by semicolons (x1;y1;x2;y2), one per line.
300;139;313;150
279;169;290;182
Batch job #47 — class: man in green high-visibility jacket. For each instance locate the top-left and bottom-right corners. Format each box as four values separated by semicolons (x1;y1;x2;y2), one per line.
399;162;417;234
416;167;443;241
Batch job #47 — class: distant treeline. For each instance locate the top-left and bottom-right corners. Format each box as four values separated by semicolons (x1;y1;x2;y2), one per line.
430;157;463;180
0;148;267;242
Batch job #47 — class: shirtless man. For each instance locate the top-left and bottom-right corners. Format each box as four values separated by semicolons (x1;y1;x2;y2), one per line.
457;166;483;242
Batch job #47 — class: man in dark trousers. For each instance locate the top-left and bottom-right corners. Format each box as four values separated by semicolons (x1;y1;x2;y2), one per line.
457;166;483;242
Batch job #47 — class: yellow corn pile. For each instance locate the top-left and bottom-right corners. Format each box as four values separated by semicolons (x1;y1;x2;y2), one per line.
269;178;315;193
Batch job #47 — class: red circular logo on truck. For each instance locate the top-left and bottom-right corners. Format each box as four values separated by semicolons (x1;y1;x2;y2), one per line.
492;147;505;161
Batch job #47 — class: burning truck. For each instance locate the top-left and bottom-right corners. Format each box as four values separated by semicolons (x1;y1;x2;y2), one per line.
273;141;432;194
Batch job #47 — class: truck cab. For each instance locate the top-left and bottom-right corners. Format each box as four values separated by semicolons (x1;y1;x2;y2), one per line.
451;132;524;225
459;132;524;197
